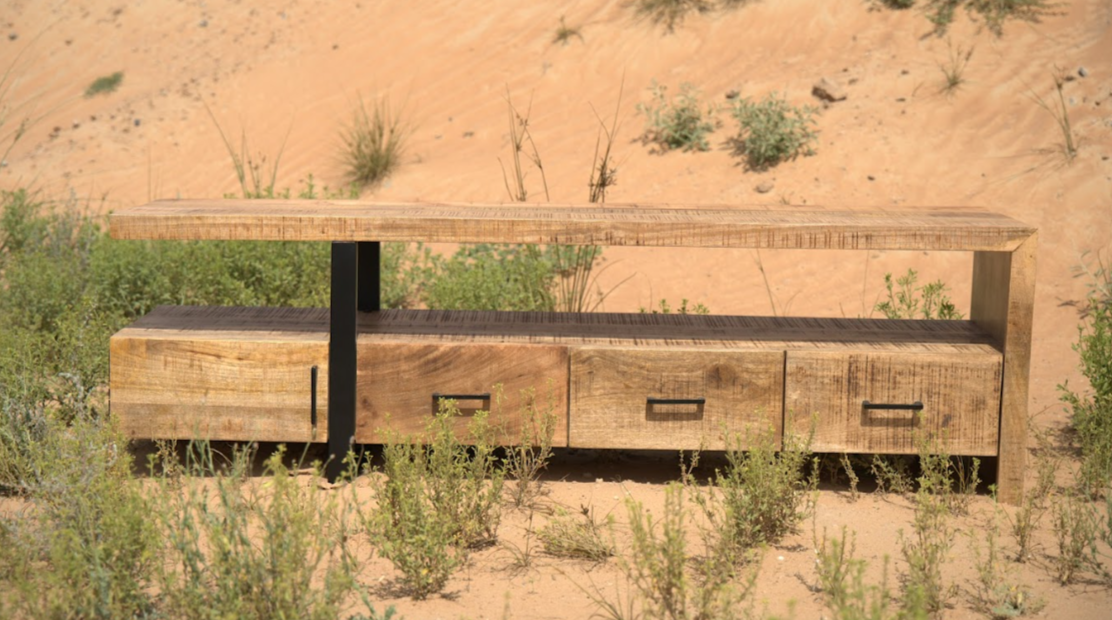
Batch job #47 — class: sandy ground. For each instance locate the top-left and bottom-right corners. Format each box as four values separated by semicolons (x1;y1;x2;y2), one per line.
2;0;1112;617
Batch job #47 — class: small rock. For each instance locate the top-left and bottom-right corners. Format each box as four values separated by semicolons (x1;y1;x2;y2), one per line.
812;77;847;103
867;175;876;181
71;120;80;129
462;130;474;138
755;181;775;194
7;32;17;41
198;19;208;28
133;118;141;127
725;89;740;100
896;97;906;102
1079;66;1089;78
1102;155;1109;161
0;160;7;168
89;115;96;122
332;43;339;50
900;69;910;76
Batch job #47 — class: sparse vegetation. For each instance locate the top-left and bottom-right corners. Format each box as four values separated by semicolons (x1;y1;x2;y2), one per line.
874;269;963;320
341;94;409;188
1030;69;1078;162
84;71;123;97
892;0;1062;36
970;510;1042;618
730;92;818;170
503;386;559;508
553;16;583;45
633;0;713;32
538;505;615;561
939;40;974;94
637;81;717;152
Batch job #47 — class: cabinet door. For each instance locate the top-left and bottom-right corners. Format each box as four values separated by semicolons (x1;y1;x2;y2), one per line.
785;350;1002;455
356;342;569;445
569;347;784;450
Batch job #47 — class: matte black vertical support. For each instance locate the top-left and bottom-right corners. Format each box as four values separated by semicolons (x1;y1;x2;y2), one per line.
358;241;381;312
326;242;358;482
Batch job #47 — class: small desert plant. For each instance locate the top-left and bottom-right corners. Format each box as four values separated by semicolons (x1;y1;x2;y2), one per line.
620;483;755;620
813;527;920;620
915;431;981;515
423;243;556;311
588;86;623;204
693;428;817;551
870;455;915;496
637;81;717;152
633;0;713;32
364;401;504;597
341;94;408;188
84;71;123;97
970;510;1042;618
841;453;862;500
0;413;157;619
503;386;559;508
939;40;974;93
500;92;549;202
156;443;357;620
1010;428;1060;561
205;102;293;199
553;16;583;45
899;479;956;613
969;0;1063;35
1060;255;1111;497
1030;70;1078;162
640;298;710;315
1050;489;1099;584
730;92;817;170
538;504;615;561
874;269;963;320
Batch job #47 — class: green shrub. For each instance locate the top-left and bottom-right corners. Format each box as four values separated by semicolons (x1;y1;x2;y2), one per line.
553;16;583;45
1060;258;1112;498
422;244;556;311
970;510;1042;618
699;429;816;550
730;92;817;170
364;403;504;598
813;527;923;620
155;444;357;620
84;71;123;97
0;413;157;619
341;95;409;188
874;269;962;320
503;386;559;508
637;81;717;152
899;477;956;613
897;0;1061;36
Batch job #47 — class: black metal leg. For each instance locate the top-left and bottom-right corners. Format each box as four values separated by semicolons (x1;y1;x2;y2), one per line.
326;242;358;482
358;241;381;312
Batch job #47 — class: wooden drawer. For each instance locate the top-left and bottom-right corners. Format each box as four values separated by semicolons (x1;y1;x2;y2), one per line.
110;309;329;443
356;342;568;445
784;350;1002;455
569;347;784;450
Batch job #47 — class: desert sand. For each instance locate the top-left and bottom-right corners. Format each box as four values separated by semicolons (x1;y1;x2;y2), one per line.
2;0;1111;618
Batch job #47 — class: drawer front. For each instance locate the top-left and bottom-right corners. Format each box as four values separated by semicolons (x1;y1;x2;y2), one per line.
569;348;784;450
110;336;328;442
785;351;1002;455
356;342;569;445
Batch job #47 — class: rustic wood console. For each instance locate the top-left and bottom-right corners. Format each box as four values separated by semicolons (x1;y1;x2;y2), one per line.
108;201;1036;503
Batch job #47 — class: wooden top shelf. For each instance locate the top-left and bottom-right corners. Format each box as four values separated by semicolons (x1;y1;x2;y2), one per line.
109;200;1035;251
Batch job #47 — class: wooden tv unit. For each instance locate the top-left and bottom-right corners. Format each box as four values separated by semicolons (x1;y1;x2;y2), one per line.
108;201;1036;503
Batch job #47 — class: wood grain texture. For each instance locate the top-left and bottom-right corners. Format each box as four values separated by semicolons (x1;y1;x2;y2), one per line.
569;348;783;450
110;200;1034;251
110;307;329;442
785;350;1003;455
355;342;568;445
972;235;1037;504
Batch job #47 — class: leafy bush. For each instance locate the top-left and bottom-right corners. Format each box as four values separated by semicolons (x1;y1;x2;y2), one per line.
890;0;1061;36
84;71;123;97
1060;258;1112;497
0;414;157;619
874;269;962;320
155;444;357;620
637;81;717;152
423;244;556;311
341;95;409;188
730;92;817;170
363;403;504;598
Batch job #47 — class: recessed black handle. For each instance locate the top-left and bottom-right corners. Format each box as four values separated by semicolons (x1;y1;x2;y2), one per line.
647;397;706;406
433;393;491;403
862;400;923;411
310;365;319;430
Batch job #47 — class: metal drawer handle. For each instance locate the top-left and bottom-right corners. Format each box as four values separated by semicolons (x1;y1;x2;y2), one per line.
647;397;706;406
862;400;923;411
433;392;491;404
